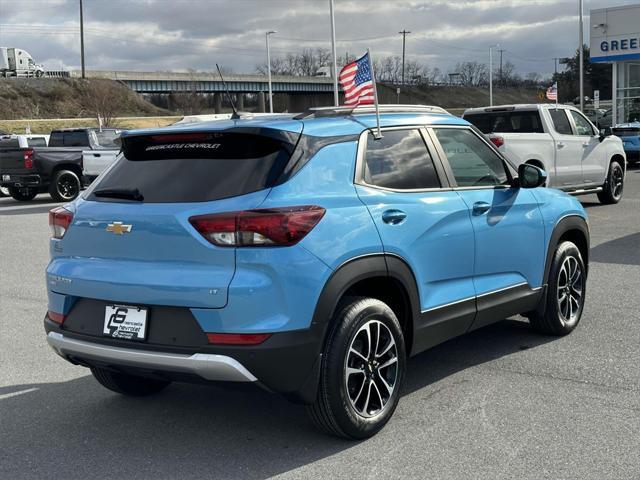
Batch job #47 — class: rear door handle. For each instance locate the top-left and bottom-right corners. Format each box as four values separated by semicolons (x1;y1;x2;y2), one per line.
557;142;565;148
382;209;407;225
94;153;101;157
472;201;491;215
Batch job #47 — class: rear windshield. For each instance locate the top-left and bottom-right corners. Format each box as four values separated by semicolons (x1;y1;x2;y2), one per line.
89;131;295;203
91;130;120;148
0;138;19;148
49;131;89;147
26;137;47;147
465;111;544;134
613;128;640;137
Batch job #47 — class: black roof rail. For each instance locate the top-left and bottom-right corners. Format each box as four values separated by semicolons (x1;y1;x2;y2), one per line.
293;104;449;119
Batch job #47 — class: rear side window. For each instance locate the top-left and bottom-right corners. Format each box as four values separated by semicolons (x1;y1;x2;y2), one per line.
549;110;573;135
0;138;19;148
433;128;508;187
465;111;544;134
26;137;47;147
49;131;89;147
363;129;440;190
91;130;120;148
90;132;295;203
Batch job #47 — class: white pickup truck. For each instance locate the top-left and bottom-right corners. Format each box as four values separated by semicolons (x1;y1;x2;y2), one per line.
463;104;627;204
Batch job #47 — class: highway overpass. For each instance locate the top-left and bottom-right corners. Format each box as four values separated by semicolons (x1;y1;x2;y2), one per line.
69;70;335;94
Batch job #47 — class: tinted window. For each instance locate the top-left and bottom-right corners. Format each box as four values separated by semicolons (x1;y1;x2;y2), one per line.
613;127;640;137
433;128;508;187
90;132;294;203
549;110;573;135
363;129;440;190
49;131;89;147
465;111;544;134
569;110;595;136
26;137;47;147
0;138;19;148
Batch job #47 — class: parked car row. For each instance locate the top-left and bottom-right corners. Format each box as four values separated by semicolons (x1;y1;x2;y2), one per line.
0;128;120;201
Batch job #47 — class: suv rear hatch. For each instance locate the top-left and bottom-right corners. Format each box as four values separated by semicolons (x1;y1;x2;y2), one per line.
48;126;302;309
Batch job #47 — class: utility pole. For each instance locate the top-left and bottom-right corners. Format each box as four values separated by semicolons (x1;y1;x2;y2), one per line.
498;49;506;86
399;30;411;86
489;44;499;106
553;57;560;77
266;31;276;113
79;0;85;78
579;0;584;112
330;0;339;106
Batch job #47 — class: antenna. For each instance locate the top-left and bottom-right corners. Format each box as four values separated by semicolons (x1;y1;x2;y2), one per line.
216;64;239;119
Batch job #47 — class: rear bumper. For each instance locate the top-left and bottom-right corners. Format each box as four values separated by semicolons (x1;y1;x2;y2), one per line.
47;331;257;382
0;174;42;187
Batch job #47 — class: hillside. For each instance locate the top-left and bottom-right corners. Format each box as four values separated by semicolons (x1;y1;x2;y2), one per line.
0;78;168;120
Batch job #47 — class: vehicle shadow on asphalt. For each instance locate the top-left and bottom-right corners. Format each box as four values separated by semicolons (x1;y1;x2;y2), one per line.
0;319;555;479
590;232;640;266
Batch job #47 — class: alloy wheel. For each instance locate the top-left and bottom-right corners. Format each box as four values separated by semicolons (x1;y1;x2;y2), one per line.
557;255;584;325
344;320;399;418
611;164;624;200
57;173;79;200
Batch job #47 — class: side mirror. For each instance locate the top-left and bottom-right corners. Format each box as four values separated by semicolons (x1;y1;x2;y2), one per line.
517;163;547;189
599;127;612;142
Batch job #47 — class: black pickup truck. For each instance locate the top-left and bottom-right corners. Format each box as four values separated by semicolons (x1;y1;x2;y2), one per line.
0;128;120;202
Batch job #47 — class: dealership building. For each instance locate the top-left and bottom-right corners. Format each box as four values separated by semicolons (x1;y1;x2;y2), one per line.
591;4;640;124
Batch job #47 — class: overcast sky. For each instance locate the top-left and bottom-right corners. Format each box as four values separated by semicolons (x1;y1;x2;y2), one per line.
0;0;637;77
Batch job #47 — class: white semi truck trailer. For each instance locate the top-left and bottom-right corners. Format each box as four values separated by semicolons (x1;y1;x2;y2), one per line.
0;47;45;77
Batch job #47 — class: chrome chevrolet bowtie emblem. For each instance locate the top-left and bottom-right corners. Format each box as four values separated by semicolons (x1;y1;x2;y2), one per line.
106;222;132;235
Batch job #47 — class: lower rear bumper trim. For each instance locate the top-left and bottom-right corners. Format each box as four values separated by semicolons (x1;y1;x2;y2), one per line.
46;331;257;382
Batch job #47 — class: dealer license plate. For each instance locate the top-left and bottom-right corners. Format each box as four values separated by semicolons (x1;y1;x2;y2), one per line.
103;305;148;341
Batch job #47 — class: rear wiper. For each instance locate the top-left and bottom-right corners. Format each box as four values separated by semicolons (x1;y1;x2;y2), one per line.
93;187;144;201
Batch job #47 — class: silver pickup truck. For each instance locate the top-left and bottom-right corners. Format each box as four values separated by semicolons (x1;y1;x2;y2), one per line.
463;104;627;204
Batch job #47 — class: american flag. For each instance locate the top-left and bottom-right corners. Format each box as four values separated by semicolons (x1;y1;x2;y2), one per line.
546;82;558;101
339;53;375;106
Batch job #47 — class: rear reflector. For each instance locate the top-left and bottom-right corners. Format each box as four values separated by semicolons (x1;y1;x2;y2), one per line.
190;205;325;247
49;207;74;239
206;333;272;345
48;310;66;324
489;136;504;148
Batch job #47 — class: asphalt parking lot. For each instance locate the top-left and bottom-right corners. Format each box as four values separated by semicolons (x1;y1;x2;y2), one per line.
1;170;638;480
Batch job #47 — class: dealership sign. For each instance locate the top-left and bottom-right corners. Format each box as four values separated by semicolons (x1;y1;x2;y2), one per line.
591;5;640;63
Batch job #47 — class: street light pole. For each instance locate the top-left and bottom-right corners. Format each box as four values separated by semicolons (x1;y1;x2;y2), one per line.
488;44;500;106
399;30;410;86
578;0;584;112
266;30;276;114
79;0;85;79
330;0;339;106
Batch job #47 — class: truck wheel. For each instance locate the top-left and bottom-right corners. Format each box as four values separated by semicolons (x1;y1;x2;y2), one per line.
597;160;624;204
49;169;81;202
0;186;10;197
8;187;38;202
529;241;586;336
90;367;171;396
307;297;406;439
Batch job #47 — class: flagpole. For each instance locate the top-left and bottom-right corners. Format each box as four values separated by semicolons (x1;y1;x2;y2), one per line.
330;0;339;106
367;48;382;139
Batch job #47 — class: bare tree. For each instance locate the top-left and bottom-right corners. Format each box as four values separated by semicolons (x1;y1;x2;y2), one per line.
455;61;489;86
79;79;124;127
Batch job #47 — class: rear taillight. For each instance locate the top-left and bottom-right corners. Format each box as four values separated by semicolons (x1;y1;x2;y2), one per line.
489;136;504;148
206;333;272;345
47;310;66;324
24;149;34;169
49;207;74;239
189;206;325;247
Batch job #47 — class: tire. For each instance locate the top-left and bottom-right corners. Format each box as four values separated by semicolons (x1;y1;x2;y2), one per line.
597;160;624;204
8;186;38;201
0;186;10;197
529;241;586;336
49;169;81;202
307;297;406;439
90;367;171;396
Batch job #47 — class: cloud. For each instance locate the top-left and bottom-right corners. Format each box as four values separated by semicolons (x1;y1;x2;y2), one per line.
0;0;635;75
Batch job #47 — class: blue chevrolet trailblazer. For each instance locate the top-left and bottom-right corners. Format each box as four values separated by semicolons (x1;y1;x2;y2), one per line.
44;105;590;438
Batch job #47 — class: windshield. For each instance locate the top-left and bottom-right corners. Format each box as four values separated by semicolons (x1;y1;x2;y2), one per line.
88;131;295;203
